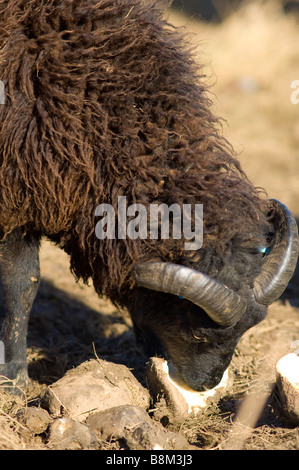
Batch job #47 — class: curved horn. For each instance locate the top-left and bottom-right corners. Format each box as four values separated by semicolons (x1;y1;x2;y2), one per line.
254;199;299;305
131;262;247;327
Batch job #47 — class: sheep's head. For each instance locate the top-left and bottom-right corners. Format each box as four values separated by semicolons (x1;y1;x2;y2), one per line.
130;200;299;391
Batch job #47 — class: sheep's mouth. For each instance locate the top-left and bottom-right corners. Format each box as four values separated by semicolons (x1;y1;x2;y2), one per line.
167;360;230;393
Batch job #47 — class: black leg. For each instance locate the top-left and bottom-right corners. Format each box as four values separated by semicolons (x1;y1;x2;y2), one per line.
0;228;40;391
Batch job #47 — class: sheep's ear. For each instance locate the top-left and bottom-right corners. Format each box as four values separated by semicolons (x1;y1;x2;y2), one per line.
253;199;299;305
131;262;247;327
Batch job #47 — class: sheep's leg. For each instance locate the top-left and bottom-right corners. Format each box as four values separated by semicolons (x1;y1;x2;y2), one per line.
0;228;40;393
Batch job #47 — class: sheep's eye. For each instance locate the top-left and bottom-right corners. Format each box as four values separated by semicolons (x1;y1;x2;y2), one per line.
191;330;209;343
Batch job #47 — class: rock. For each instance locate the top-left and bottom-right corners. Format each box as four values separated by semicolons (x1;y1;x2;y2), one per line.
276;353;299;425
146;357;230;423
86;404;191;450
40;359;150;422
48;417;97;450
17;407;52;435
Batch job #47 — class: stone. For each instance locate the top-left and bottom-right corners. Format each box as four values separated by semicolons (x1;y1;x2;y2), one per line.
86;404;191;450
48;417;97;450
17;407;52;435
40;359;150;422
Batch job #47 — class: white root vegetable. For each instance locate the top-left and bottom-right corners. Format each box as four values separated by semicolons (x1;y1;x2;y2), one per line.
276;353;299;424
146;357;229;421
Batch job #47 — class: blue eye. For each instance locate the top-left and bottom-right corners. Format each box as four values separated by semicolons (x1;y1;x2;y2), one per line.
258;246;269;255
177;295;184;300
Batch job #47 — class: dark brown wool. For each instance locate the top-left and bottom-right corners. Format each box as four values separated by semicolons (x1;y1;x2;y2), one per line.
0;0;268;305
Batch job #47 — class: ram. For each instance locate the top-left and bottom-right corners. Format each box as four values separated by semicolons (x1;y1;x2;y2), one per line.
0;0;298;393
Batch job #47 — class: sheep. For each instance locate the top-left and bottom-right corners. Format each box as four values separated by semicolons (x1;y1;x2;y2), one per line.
0;0;298;392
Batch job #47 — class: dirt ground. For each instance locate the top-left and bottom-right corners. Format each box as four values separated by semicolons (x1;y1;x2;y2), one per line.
0;0;299;450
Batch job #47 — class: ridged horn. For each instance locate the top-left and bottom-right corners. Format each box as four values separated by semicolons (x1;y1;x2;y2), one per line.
131;262;247;327
254;199;299;305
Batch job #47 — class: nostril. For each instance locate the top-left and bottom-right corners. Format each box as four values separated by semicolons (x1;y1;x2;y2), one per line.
193;372;225;392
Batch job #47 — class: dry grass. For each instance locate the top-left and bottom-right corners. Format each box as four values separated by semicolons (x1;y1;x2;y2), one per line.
0;390;41;450
169;0;299;212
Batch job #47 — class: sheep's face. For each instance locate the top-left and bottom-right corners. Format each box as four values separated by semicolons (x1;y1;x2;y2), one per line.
130;199;299;391
130;283;267;391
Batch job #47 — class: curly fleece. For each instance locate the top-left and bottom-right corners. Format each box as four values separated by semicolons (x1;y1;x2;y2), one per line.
0;0;270;305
